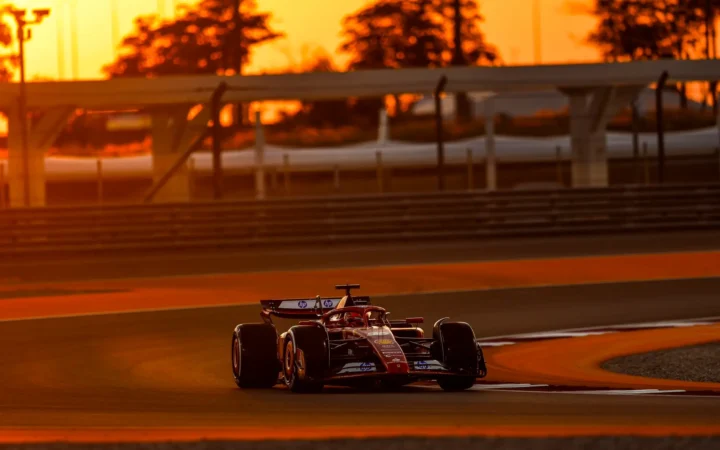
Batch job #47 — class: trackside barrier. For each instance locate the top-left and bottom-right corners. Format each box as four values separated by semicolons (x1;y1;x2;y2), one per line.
0;184;718;258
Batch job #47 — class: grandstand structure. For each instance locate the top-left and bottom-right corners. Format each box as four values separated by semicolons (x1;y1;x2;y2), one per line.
1;59;719;207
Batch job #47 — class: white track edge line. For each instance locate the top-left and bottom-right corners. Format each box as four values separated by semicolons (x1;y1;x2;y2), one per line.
477;315;720;343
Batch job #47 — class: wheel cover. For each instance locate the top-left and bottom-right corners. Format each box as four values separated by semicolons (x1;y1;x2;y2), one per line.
284;340;294;381
232;336;240;375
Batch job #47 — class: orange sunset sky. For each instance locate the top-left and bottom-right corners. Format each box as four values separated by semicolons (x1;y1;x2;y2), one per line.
6;0;604;81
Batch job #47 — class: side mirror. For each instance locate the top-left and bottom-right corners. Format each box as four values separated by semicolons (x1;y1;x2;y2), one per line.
406;317;424;324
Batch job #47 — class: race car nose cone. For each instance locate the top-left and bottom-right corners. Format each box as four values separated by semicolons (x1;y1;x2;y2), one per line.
386;361;410;374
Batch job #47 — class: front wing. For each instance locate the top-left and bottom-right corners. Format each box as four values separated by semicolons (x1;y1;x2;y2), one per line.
331;359;452;379
327;348;487;381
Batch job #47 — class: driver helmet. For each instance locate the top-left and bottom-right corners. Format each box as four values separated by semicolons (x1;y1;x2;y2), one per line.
344;311;363;322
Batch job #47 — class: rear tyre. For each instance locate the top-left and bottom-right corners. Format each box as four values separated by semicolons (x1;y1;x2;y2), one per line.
232;324;279;389
284;326;327;393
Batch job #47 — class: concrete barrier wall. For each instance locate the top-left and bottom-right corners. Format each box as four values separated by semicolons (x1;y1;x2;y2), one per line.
1;184;718;259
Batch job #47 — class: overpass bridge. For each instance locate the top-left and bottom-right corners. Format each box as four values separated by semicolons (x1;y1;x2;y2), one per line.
1;59;719;207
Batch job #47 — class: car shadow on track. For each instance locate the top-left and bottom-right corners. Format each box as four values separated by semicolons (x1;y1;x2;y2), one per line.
235;383;476;396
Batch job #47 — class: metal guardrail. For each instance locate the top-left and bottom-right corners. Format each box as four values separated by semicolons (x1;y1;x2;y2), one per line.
0;184;718;258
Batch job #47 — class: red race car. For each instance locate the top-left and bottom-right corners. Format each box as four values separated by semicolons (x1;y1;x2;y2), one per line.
231;284;487;393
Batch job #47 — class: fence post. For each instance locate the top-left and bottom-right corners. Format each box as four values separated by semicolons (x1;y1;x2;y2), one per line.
458;148;475;191
642;142;650;185
333;165;341;192
631;98;640;165
96;158;104;204
271;167;278;193
632;98;641;184
376;151;384;193
465;148;475;191
634;140;641;184
254;110;266;200
656;71;669;184
187;158;195;200
485;97;497;191
435;76;448;191
0;163;5;209
378;108;389;145
283;153;291;195
555;145;563;187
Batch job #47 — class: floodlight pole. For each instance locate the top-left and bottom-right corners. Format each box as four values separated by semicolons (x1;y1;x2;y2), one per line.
17;16;30;207
10;8;51;207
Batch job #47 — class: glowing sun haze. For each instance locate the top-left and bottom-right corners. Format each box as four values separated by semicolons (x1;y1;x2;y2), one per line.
12;0;601;81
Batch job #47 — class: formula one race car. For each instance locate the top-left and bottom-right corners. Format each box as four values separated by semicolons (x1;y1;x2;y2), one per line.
231;284;487;393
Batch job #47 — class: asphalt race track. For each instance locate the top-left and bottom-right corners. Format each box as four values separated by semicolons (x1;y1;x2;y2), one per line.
2;278;720;432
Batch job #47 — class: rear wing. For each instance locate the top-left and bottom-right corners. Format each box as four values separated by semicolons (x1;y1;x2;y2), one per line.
261;295;371;320
261;297;343;319
260;284;370;320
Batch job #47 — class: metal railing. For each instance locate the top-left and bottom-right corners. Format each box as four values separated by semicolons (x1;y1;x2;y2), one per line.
0;184;718;258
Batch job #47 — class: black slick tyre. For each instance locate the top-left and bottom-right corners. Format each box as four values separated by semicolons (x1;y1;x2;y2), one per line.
433;321;478;391
437;376;476;391
232;323;279;389
283;325;327;393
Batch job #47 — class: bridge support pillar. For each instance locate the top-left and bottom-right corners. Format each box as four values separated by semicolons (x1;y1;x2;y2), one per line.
150;106;209;202
6;105;74;207
563;86;643;188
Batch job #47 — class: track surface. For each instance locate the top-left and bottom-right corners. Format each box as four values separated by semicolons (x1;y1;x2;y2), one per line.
2;278;720;433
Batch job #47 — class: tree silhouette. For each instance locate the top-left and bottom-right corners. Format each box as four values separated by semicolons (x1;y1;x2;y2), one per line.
339;0;448;71
339;0;497;71
585;0;718;62
0;8;17;81
583;0;720;109
430;0;499;66
339;0;498;122
103;0;282;77
435;0;498;121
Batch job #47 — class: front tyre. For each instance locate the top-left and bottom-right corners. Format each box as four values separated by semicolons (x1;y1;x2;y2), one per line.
283;326;327;393
437;376;476;392
433;321;479;374
232;323;279;389
433;320;479;391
